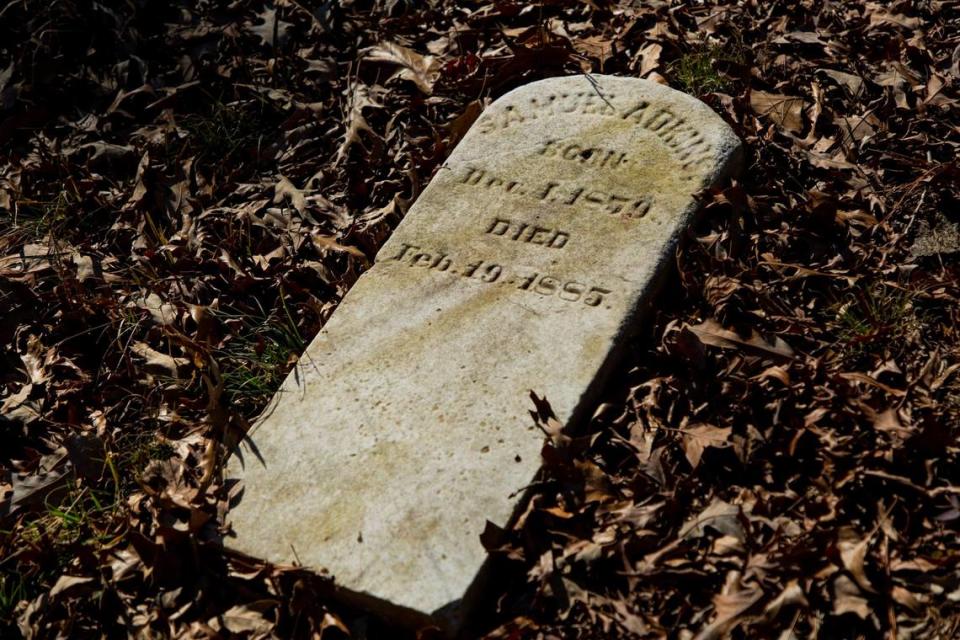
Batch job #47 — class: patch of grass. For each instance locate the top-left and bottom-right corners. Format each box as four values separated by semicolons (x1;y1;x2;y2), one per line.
214;297;305;410
834;284;920;360
180;103;260;161
669;41;745;95
41;484;119;546
1;190;74;246
0;490;107;630
0;482;120;627
0;573;27;622
128;437;176;475
172;95;279;171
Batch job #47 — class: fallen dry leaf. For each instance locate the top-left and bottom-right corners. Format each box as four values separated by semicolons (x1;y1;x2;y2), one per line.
131;342;191;377
750;90;808;133
694;571;764;640
688;319;795;359
681;423;731;468
366;41;440;94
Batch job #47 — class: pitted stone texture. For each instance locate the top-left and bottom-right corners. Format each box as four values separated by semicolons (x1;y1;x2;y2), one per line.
227;75;741;618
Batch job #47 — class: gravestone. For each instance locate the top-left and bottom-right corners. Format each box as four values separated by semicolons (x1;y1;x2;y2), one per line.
227;75;741;626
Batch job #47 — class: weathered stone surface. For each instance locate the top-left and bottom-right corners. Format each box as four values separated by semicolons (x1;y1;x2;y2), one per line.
226;75;741;621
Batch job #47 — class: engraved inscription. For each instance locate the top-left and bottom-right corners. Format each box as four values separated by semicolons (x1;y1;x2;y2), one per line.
539;140;630;169
389;242;611;308
486;218;569;249
476;91;619;134
620;101;713;171
460;166;528;195
461;166;653;220
474;93;715;173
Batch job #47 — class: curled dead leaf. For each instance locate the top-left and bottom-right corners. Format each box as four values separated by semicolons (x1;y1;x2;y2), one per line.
135;292;177;326
688;319;794;359
131;342;190;378
636;42;662;77
335;83;383;164
694;571;764;640
49;575;95;599
681;423;731;468
761;580;808;622
750;90;808;134
366;41;440;94
838;528;877;593
274;175;306;214
839;372;906;397
310;234;368;262
817;68;865;96
832;574;872;621
680;499;745;541
217;601;277;634
754;365;792;385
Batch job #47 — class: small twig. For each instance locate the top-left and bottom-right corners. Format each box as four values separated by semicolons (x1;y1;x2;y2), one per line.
583;73;617;112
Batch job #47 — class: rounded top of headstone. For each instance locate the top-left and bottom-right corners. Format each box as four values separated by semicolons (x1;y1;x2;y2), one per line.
459;74;742;190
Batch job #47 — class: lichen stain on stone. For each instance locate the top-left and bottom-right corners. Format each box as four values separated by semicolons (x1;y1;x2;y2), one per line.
303;439;413;547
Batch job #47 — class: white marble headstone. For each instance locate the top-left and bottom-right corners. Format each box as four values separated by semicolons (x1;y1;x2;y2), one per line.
227;75;741;624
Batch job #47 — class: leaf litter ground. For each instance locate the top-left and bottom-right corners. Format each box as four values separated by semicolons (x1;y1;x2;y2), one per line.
1;1;959;638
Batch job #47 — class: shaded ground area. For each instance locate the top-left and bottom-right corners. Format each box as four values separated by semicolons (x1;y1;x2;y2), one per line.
1;0;959;637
